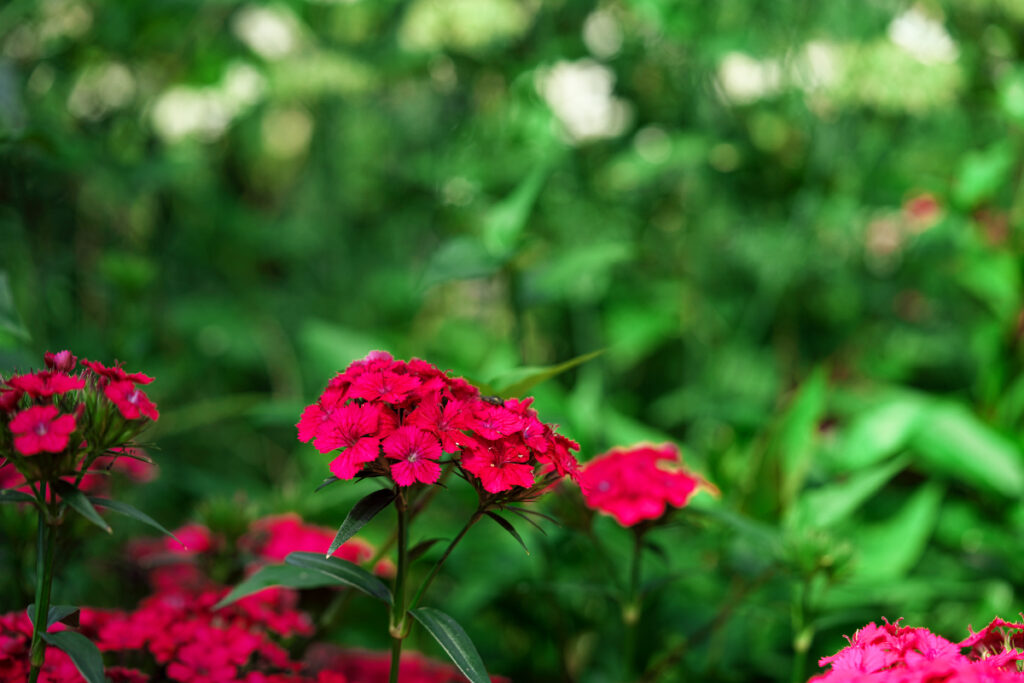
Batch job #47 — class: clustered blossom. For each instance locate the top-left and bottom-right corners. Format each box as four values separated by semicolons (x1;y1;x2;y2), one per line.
811;617;1024;682
0;512;489;683
580;443;713;527
0;350;159;483
297;351;581;498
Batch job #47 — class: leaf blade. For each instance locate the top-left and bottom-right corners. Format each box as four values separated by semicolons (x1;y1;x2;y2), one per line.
40;630;106;683
409;607;490;683
214;564;346;610
0;489;36;505
485;511;529;555
327;488;396;557
87;497;180;546
51;481;111;534
492;349;605;398
285;552;393;605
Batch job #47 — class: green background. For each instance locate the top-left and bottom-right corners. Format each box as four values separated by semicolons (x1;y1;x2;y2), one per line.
2;0;1024;680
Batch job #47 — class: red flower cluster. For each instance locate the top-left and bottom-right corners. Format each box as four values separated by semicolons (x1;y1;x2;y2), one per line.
0;511;494;682
811;618;1024;682
1;351;158;482
297;352;580;496
580;443;713;527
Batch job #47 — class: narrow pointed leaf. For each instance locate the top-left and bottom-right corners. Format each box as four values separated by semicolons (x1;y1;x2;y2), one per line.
492;349;605;398
504;506;561;525
315;476;340;493
409;537;445;564
505;508;547;535
215;564;345;610
28;604;81;629
411;607;490;683
485;511;529;555
52;481;111;534
87;497;180;546
286;552;392;605
326;488;396;557
41;630;106;683
0;489;36;505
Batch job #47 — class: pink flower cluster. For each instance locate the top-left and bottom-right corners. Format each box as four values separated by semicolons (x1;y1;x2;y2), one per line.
811;618;1024;682
297;352;580;496
1;512;490;682
1;350;158;481
580;443;713;527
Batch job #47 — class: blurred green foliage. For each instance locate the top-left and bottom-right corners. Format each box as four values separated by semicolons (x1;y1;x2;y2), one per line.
2;0;1024;680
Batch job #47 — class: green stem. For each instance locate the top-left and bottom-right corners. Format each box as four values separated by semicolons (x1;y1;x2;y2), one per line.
622;529;644;682
388;496;410;683
408;509;483;612
28;484;57;683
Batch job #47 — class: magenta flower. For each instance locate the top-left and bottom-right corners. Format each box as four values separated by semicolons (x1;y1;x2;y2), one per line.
104;380;159;421
6;371;85;398
348;369;422;404
43;350;77;373
383;426;442;486
9;405;77;456
461;442;536;493
313;403;385;480
82;359;154;385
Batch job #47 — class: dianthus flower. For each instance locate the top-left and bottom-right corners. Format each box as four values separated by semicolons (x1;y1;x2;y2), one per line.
297;351;581;498
810;617;1024;682
6;371;85;398
580;443;713;527
8;405;77;456
104;379;160;421
239;513;390;575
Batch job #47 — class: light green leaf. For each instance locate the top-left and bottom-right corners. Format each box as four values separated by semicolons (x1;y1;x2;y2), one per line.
849;482;944;581
41;631;106;683
777;367;827;507
481;165;548;258
0;271;30;341
491;349;604;398
214;564;345;610
326;488;396;557
787;457;906;530
830;395;929;472
285;552;393;604
911;403;1024;497
410;607;490;683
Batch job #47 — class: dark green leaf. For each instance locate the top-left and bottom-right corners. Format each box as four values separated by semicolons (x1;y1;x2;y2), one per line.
315;476;340;492
504;506;561;526
642;540;668;563
326;488;396;557
285;552;392;604
0;271;30;341
492;349;605;398
485;511;529;555
52;481;111;534
409;538;445;564
41;630;106;683
214;564;345;610
409;607;490;683
505;508;547;535
28;604;80;629
87;497;180;546
786;457;906;530
850;482;944;581
0;489;36;505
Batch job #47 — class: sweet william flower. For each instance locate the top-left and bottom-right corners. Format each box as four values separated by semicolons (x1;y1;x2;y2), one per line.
43;350;77;373
6;371;85;398
461;442;535;493
9;405;77;456
383;426;442;486
105;380;159;420
82;359;154;385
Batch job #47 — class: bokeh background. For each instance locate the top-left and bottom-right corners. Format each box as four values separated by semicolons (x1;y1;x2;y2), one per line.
2;0;1024;681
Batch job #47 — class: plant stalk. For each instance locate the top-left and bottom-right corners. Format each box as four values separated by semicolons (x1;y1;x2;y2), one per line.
387;496;410;683
408;509;483;611
28;484;57;683
622;529;644;681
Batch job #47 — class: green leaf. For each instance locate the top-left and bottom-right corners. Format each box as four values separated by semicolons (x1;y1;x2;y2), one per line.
0;489;36;505
214;564;345;610
409;537;445;564
786;457;906;530
829;395;929;472
776;367;827;507
87;497;180;546
27;605;80;629
326;488;396;557
409;607;490;683
41;630;106;683
420;238;501;290
0;270;30;341
953;143;1014;209
911;403;1024;497
485;511;529;554
481;165;549;258
492;349;605;398
285;552;393;604
315;476;340;493
850;482;944;581
51;481;111;534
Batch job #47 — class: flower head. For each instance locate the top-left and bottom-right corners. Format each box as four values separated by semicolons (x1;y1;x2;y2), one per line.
8;405;77;456
580;443;712;527
104;380;159;421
